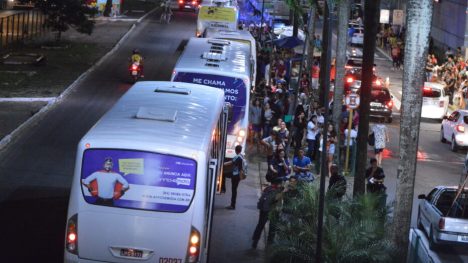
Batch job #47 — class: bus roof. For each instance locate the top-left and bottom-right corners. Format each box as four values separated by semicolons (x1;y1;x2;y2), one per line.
173;37;251;79
80;81;225;157
204;28;255;44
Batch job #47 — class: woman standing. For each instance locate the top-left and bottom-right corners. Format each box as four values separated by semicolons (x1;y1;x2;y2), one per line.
306;115;318;160
262;103;274;139
371;119;389;166
292;111;307;157
250;99;263;143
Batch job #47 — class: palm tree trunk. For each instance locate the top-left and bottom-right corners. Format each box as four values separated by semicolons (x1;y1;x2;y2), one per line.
392;0;433;260
306;4;316;85
353;0;380;196
332;0;350;168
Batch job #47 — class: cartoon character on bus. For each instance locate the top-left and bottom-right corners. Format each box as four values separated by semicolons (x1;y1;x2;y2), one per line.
81;157;129;206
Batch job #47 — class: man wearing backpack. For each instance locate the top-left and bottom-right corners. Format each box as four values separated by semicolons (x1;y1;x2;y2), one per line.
252;177;283;249
223;145;245;210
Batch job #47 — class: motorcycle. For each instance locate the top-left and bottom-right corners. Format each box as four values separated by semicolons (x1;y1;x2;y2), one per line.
129;61;142;83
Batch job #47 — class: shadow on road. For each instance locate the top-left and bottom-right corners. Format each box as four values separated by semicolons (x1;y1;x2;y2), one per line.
0;186;69;262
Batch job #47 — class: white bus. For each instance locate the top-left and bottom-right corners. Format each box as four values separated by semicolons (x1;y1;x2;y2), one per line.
203;28;257;89
64;81;227;263
171;37;251;159
196;0;239;37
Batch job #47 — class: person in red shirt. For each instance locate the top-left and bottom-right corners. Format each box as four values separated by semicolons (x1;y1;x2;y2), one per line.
311;60;320;90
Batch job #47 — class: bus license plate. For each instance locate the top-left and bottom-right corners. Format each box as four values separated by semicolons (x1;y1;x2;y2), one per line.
120;248;143;258
459;235;468;242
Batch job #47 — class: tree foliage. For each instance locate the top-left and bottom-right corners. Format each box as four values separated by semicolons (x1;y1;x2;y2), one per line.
35;0;97;41
267;183;396;263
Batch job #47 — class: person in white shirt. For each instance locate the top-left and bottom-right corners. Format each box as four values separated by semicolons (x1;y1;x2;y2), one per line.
82;157;129;206
306;115;319;160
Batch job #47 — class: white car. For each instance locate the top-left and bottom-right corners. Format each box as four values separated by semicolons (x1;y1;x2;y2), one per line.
421;82;449;120
350;27;364;46
440;110;468;152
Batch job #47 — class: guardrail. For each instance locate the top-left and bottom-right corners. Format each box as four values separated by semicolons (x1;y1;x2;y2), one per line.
0;9;48;49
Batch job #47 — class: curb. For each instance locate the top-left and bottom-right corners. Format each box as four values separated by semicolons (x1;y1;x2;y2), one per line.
0;7;159;152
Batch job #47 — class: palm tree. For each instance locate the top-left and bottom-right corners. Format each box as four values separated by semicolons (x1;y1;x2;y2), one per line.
267;183;395;263
332;0;350;167
392;0;434;261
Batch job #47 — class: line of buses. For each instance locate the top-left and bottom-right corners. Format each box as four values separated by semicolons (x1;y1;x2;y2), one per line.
64;1;257;262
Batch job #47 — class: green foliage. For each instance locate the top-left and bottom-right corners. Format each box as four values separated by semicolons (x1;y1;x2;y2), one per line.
267;183;396;263
34;0;97;41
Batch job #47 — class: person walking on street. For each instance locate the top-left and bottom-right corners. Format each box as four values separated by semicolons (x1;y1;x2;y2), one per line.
371;119;389;166
223;145;244;210
252;177;283;249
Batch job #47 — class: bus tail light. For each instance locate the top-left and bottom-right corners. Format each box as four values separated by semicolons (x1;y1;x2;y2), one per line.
179;0;183;4
237;129;246;143
375;79;381;86
456;125;465;133
438;217;445;230
65;214;78;255
346;77;354;83
187;227;201;263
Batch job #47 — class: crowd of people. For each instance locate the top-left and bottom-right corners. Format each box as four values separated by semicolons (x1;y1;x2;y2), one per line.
217;23;390;249
426;47;468;109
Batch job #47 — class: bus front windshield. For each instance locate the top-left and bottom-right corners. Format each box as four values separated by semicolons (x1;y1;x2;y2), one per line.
81;149;197;213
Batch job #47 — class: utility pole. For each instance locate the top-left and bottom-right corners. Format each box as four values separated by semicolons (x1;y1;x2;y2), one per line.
315;0;334;261
392;0;433;261
353;0;380;196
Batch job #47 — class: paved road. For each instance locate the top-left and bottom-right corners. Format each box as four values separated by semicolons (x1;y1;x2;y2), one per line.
373;46;468;262
0;10;197;262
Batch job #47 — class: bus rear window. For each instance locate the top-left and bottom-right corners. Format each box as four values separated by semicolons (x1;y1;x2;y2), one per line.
81;149;197;213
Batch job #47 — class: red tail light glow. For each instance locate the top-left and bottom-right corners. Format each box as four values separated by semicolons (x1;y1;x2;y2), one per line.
346;77;354;83
375;79;381;86
132;64;138;70
192;0;196;4
456;125;465;133
187;227;201;263
439;217;445;230
423;86;431;92
179;0;183;3
386;101;393;108
65;214;78;255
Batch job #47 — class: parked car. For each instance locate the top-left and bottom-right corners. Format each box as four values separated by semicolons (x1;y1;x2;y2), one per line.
440;110;468;152
350;27;364;46
417;186;468;249
421;82;449;120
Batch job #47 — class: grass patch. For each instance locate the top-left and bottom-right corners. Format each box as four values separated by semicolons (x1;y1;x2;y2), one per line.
0;41;104;97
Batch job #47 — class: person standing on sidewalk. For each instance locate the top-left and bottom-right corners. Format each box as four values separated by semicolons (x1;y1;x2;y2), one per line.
252;177;283;249
223;145;244;210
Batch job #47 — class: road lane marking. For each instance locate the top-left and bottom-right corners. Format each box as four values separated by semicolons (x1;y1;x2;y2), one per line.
0;97;56;102
391;91;401;111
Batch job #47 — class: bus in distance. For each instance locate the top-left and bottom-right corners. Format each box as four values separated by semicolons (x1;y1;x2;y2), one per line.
171;37;251;159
